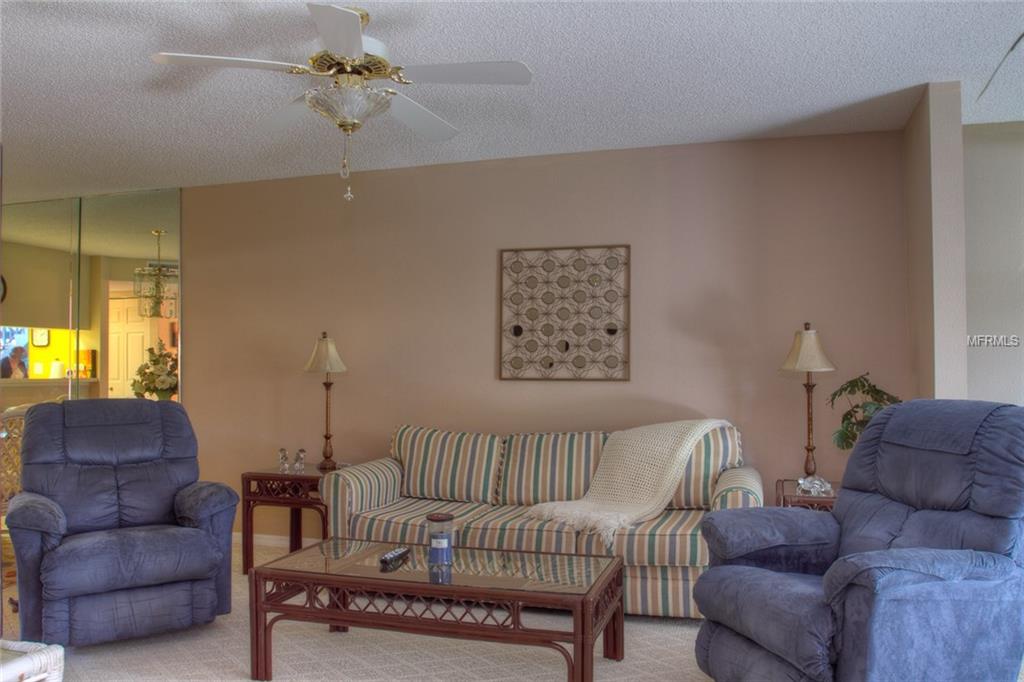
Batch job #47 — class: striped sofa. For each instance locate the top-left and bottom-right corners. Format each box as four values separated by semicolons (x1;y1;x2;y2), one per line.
321;424;763;618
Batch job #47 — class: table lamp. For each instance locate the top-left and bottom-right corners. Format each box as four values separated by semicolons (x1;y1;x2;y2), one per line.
304;331;348;472
780;322;835;480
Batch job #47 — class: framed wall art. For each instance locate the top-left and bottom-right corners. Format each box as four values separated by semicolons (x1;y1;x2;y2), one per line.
499;245;630;381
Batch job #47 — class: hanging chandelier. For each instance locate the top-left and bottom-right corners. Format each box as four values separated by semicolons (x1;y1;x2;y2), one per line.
133;229;179;318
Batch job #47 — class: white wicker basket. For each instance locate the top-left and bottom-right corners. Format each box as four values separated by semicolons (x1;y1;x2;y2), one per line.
0;639;64;682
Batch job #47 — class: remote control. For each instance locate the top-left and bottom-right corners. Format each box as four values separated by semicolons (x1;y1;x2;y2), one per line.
379;546;411;572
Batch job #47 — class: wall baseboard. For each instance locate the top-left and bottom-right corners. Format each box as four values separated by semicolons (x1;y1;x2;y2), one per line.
232;532;323;549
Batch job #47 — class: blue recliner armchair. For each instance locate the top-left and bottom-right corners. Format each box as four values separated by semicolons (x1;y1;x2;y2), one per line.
7;399;238;646
694;399;1024;681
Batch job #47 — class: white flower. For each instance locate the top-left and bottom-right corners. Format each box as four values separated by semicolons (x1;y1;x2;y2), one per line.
155;375;173;389
153;365;168;375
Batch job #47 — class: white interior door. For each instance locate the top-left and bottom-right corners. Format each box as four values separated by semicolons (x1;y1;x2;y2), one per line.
108;298;155;397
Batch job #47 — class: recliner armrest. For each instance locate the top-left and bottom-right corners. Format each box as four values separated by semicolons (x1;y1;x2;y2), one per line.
823;548;1019;603
6;492;67;539
175;481;239;527
701;506;840;573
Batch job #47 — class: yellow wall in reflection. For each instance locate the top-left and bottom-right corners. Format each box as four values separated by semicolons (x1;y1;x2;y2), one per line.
26;329;95;379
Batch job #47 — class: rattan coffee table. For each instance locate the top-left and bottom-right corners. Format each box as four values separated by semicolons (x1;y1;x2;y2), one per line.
249;538;624;681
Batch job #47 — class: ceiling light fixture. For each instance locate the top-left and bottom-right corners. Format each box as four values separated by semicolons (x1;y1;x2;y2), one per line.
303;78;395;201
133;229;178;319
153;4;533;204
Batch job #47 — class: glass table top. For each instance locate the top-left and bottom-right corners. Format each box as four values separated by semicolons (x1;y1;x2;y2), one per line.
261;538;614;595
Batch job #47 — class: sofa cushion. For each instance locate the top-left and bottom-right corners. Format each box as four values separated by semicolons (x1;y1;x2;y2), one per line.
349;497;489;544
391;425;504;503
40;525;221;600
577;508;707;567
460;505;577;554
668;424;743;509
498;432;606;506
694;565;834;682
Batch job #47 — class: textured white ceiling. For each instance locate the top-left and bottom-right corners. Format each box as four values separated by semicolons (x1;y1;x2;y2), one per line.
1;1;1022;203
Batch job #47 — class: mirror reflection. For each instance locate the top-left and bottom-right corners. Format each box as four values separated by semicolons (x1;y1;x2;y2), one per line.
0;188;181;412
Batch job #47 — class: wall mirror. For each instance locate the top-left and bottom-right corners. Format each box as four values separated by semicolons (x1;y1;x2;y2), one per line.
0;188;181;413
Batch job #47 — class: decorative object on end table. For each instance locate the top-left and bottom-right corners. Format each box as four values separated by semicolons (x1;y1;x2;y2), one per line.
780;322;835;489
278;448;290;474
827;372;901;450
131;338;178;400
304;331;348;472
499;245;630;381
293;448;306;474
775;478;837;509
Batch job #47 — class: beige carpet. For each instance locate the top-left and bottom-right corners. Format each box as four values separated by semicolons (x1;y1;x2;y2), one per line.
2;542;710;681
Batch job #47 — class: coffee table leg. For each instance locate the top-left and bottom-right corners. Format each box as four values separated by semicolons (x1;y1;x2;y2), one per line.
572;638;594;682
572;602;595;682
602;601;624;661
249;572;267;681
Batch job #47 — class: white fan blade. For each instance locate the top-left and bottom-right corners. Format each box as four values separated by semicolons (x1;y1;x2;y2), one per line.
389;93;459;142
306;4;363;60
152;52;306;73
400;61;532;85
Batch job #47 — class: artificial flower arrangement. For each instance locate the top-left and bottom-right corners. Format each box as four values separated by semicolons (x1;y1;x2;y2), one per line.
132;339;179;400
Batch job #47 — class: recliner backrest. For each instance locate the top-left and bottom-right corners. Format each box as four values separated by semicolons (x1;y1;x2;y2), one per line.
21;399;199;534
834;399;1024;563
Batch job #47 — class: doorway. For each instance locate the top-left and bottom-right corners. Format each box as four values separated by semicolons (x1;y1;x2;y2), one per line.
106;295;157;398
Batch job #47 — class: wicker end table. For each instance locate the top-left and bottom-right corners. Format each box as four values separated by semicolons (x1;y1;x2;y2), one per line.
775;478;839;511
241;470;330;575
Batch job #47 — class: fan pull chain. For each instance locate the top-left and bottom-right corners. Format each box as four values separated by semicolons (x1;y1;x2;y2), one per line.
340;131;354;201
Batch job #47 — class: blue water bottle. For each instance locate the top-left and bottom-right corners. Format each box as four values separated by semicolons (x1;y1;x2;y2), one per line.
426;512;454;584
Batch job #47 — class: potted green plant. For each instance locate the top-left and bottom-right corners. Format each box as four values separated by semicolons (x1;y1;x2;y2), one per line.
827;372;901;450
132;339;178;400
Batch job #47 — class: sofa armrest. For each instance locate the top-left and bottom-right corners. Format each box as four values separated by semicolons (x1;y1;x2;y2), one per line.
701;506;840;574
320;457;403;537
6;492;67;539
174;481;240;528
823;548;1019;603
710;466;764;509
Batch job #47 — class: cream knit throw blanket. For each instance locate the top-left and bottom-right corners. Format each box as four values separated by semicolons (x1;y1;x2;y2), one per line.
527;419;729;544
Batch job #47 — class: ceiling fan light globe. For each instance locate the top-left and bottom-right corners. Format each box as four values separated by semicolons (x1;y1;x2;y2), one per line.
303;84;392;131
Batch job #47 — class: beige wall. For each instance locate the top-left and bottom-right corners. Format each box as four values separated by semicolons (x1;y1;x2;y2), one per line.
0;241;77;329
964;122;1024;403
902;82;968;398
182;132;916;535
903;89;935;398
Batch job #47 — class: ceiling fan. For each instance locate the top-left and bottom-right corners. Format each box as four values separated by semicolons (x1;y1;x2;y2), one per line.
152;3;532;200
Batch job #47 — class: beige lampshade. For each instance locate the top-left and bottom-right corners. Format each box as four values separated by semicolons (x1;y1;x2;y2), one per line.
780;322;835;373
304;332;348;374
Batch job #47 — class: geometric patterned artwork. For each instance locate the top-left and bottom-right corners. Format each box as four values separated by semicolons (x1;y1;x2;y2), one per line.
499;245;630;380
